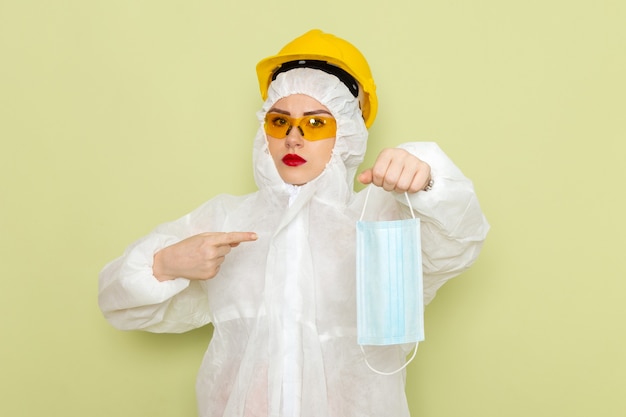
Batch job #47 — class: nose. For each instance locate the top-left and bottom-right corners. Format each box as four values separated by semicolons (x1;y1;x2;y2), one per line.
284;125;304;148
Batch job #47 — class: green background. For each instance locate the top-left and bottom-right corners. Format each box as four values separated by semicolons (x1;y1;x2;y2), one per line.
1;1;624;416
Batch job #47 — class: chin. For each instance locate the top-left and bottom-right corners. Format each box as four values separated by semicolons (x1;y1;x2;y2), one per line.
279;172;313;186
277;166;326;186
282;178;308;186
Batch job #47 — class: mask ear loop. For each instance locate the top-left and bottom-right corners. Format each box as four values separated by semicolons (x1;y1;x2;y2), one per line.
358;187;419;375
358;186;372;221
360;187;416;220
360;343;419;376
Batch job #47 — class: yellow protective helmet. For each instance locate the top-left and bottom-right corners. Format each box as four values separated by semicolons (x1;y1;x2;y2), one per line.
256;29;378;128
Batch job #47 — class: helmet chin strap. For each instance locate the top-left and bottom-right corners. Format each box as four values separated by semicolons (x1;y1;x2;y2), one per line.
271;59;359;98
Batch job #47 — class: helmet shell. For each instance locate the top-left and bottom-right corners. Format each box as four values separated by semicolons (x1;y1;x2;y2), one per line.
256;29;378;128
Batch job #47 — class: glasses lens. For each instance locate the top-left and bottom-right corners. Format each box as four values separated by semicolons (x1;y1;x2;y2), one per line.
264;114;291;138
300;116;336;141
264;114;336;141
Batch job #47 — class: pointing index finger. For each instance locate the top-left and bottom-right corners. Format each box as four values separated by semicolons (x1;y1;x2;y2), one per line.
218;232;258;247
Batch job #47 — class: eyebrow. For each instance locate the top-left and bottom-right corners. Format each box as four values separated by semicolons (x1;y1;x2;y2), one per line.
267;108;333;117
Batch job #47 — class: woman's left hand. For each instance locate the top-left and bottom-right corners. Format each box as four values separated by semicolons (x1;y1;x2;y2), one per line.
358;148;431;193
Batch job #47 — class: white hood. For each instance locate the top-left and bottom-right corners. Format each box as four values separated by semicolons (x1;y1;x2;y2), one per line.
252;68;368;205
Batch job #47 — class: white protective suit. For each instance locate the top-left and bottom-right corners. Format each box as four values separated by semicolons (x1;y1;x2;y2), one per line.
98;68;490;417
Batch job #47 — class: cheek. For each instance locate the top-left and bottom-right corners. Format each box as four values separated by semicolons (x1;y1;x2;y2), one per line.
266;137;283;158
318;139;336;161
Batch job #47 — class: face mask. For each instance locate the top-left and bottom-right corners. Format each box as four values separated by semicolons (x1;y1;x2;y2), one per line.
356;188;425;375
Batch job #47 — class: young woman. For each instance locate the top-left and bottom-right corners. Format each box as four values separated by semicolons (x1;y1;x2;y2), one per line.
99;29;489;417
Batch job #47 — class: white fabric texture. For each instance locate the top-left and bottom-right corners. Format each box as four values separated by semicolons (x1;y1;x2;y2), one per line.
98;68;490;417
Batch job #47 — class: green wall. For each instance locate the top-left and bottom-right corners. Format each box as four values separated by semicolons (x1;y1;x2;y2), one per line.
1;1;624;416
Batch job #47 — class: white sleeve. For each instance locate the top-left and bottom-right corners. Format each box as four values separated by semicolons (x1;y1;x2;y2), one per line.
398;142;490;304
98;210;214;333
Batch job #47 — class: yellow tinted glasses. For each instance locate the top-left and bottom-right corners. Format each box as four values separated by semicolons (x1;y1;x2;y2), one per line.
264;113;337;141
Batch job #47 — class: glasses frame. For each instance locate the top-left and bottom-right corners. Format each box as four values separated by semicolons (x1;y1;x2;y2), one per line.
264;113;337;141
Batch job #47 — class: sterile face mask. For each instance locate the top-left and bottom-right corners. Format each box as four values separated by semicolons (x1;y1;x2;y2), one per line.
356;188;425;375
264;112;337;141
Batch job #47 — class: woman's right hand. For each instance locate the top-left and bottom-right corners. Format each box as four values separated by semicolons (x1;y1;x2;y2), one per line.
152;232;258;281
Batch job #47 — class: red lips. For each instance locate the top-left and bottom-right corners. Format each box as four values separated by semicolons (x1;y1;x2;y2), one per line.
282;154;307;167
